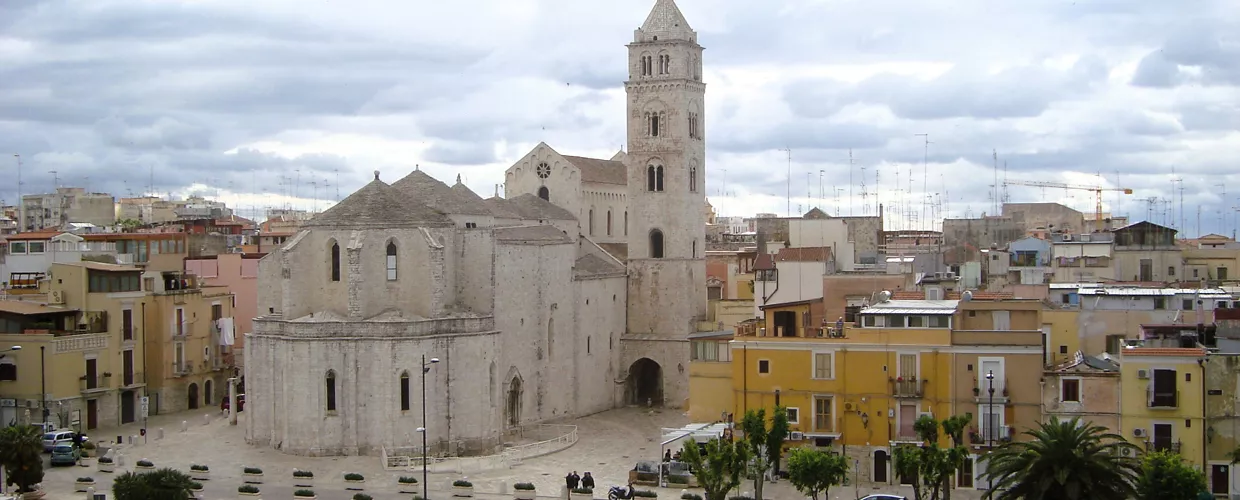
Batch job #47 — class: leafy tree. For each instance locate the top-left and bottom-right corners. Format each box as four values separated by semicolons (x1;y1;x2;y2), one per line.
0;424;44;494
765;406;789;478
113;468;196;500
785;447;847;500
680;438;749;500
891;414;971;500
739;406;788;500
982;416;1140;500
1136;450;1207;500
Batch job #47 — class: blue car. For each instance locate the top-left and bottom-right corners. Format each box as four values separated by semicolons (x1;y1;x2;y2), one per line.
49;444;79;466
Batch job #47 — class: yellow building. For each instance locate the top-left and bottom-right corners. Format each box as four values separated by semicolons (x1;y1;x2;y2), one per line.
143;270;236;414
0;262;150;431
723;293;1043;490
688;331;734;421
1119;347;1206;467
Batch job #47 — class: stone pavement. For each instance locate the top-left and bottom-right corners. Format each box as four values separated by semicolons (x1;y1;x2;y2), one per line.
23;406;985;499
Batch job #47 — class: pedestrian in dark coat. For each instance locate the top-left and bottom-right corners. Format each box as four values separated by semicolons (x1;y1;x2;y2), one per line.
582;472;595;490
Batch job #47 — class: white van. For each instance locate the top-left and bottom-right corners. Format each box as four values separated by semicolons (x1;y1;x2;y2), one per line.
41;430;82;452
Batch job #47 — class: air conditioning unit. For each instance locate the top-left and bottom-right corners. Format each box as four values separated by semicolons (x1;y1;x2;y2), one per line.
758;327;766;337
1133;428;1146;438
945;272;956;279
789;431;805;441
843;402;855;411
1137;369;1149;379
1062;234;1073;242
48;290;64;304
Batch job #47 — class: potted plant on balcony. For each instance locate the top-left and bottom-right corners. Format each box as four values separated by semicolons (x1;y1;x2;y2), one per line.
189;481;204;495
571;487;594;500
97;456;114;473
237;484;260;497
343;472;365;490
293;489;316;499
135;459;155;470
293;469;314;487
453;479;475;497
243;466;264;483
398;476;419;493
74;477;95;492
190;464;210;480
513;482;536;500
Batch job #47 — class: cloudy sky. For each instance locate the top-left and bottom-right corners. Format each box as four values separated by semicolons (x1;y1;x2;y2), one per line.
2;0;1238;236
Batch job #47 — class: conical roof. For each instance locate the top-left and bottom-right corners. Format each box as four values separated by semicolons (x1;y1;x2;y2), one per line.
640;0;694;40
392;170;492;216
305;176;451;229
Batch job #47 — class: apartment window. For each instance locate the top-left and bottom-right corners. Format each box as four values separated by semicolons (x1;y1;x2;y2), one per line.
121;309;133;341
325;370;338;412
813;396;834;432
1061;378;1081;402
1183;299;1194;310
1149;369;1177;408
1220;267;1230;280
1168;266;1175;276
27;241;45;254
400;372;411;411
929;316;950;328
980;404;1004;443
758;359;770;374
786;407;800;424
8;242;26;254
813;352;833;379
174;308;185;337
908;316;925;327
1154;297;1166;310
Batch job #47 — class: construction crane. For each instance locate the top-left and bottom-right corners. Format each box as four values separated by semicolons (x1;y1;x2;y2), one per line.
1003;179;1134;226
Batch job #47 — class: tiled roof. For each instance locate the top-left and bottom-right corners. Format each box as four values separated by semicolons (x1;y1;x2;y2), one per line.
494;225;572;244
598;242;628;262
6;231;63;241
391;170;491;216
305;178;452;229
775;247;831;262
754;253;775;270
504;194;577;221
58;261;142;272
574;253;626;278
563;156;627;185
1123;347;1207;357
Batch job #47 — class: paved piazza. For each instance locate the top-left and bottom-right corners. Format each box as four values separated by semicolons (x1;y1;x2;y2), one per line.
27;407;984;500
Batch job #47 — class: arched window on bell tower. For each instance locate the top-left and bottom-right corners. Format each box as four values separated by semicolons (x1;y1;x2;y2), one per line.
689;167;697;193
656;165;664;191
650;229;665;259
607;210;613;236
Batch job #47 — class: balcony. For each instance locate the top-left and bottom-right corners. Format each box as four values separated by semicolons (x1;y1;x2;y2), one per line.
892;378;923;398
1148;439;1182;453
79;373;111;392
1147;389;1179;409
122;371;144;386
76;311;109;334
171;361;191;377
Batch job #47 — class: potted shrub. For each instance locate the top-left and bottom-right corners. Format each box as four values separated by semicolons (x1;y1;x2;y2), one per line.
571;487;593;500
293;469;314;487
79;441;96;466
135;459;155;470
294;489;316;499
238;484;260;497
634;491;658;498
398;476;419;493
453;479;475;498
190;481;204;494
344;472;365;490
74;477;95;492
681;494;703;500
97;456;115;473
243;466;264;483
514;482;536;500
190;464;210;480
352;495;373;500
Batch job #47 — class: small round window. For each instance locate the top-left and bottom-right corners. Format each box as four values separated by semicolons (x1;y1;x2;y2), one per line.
537;162;551;179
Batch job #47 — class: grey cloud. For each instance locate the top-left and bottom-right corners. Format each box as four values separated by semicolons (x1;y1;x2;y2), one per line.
1131;23;1240;88
423;142;498;166
95;115;212;151
713;120;892;155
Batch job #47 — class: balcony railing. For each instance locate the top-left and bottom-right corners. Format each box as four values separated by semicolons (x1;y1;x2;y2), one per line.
76;311;109;334
171;361;191;377
1147;389;1179;409
1148;439;1182;453
79;373;111;392
892;379;922;398
122;371;144;386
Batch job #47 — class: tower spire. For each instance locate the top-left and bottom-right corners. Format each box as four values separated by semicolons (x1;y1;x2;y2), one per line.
639;0;694;40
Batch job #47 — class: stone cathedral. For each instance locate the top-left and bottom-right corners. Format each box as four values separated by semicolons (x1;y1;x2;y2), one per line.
246;0;707;457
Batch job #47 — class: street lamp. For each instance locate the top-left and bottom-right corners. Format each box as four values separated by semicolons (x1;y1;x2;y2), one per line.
0;346;20;356
985;370;995;448
421;355;440;500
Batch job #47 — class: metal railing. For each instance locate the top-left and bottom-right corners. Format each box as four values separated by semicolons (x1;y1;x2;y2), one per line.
122;371;144;386
172;361;191;376
1147;388;1178;408
893;379;922;398
80;374;110;392
1149;439;1182;453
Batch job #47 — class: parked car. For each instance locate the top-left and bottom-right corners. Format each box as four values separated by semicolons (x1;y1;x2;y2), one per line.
859;495;907;500
221;393;245;412
41;430;87;452
49;444;80;466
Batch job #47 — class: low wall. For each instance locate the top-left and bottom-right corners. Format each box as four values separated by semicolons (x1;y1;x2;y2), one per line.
383;424;578;473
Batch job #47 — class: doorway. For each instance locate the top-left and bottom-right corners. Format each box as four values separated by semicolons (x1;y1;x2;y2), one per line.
626;358;663;406
86;399;98;430
1212;464;1229;495
205;380;213;406
873;450;889;483
120;390;135;424
188;383;200;410
506;377;522;427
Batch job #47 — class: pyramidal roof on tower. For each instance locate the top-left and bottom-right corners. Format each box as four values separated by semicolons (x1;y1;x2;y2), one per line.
305;173;451;229
640;0;694;40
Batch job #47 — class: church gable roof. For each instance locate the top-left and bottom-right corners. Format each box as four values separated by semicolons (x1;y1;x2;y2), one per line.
450;176;489;207
483;196;523;219
505;194;577;221
574;253;626;279
640;0;693;38
495;224;572;244
563;155;628;186
305;177;451;229
391;170;491;216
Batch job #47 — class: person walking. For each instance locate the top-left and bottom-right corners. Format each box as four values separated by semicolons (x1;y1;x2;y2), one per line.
582;472;595;491
569;471;580;490
565;471;575;499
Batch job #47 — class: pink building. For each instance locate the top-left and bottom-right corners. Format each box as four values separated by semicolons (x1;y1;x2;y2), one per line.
185;253;263;367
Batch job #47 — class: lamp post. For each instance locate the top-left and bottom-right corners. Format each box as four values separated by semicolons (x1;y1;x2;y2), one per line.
985;370;995;448
0;347;17;494
421;355;440;500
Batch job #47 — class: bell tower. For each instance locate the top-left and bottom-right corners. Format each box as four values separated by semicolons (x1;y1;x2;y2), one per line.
621;0;707;408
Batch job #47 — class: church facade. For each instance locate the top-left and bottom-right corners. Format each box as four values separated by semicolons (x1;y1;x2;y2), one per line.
246;0;705;457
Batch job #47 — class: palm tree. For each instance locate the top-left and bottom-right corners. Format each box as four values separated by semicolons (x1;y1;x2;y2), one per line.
981;416;1141;500
113;468;196;500
0;425;45;494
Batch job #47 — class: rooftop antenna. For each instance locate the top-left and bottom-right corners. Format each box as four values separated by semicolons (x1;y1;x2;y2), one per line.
848;148;855;216
860;164;869;215
1002;161;1010;204
818;169;825;211
295;169;301;211
806;172;813;212
991;149;999;216
1218;183;1227;235
914;134;931;228
13;154;22;229
50;170;58;190
335;168;341;202
780;148;792;217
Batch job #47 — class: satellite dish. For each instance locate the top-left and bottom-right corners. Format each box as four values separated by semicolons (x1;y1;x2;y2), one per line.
877;291;892;303
961;290;973;301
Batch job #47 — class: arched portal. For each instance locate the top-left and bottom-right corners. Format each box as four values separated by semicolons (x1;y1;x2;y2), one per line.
204;379;214;405
506;377;523;427
187;382;200;410
626;358;663;406
538;186;550;201
873;449;890;483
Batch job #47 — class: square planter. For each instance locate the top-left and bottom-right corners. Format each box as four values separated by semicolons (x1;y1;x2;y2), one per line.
453;485;475;498
571;492;593;500
398;481;419;493
243;472;264;484
238;492;260;498
293;477;314;488
98;462;114;473
515;489;537;500
190;470;210;481
135;464;155;471
190;486;204;495
344;479;365;490
293;496;316;500
78;457;94;468
74;480;96;492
